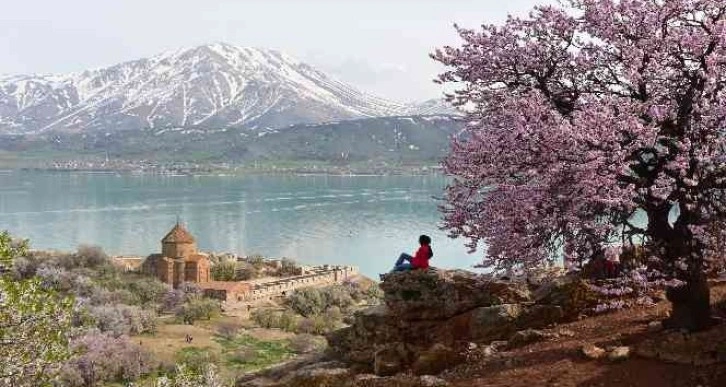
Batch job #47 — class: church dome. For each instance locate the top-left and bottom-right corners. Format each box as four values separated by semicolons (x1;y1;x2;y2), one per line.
162;223;196;244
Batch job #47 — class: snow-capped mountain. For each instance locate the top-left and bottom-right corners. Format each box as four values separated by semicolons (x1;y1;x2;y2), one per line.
0;43;419;134
403;98;459;116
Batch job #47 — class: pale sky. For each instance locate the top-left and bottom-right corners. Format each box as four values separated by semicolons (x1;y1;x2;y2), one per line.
0;0;550;102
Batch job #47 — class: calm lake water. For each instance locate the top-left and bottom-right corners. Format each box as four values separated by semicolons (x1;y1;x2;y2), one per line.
0;171;482;278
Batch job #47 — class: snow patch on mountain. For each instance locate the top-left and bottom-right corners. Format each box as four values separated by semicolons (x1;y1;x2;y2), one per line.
0;43;420;134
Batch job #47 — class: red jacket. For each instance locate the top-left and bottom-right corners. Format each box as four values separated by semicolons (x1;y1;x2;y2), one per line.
411;244;432;269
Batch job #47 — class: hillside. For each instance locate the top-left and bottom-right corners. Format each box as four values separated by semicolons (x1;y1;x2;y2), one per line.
243;271;726;387
0;115;462;165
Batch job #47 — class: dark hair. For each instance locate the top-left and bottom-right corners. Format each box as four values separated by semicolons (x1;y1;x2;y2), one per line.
419;235;433;258
418;235;431;245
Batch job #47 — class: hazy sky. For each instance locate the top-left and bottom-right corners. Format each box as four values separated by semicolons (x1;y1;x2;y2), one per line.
0;0;550;102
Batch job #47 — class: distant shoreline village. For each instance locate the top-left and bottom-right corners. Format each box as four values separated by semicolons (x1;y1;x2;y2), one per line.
18;162;443;177
112;222;359;305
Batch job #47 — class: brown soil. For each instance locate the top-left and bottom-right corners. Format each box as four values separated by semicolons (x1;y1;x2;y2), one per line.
445;282;726;387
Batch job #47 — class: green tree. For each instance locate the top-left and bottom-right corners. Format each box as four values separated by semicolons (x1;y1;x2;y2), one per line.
0;231;75;386
0;231;28;269
285;288;326;317
210;261;237;281
278;258;299;276
176;296;220;324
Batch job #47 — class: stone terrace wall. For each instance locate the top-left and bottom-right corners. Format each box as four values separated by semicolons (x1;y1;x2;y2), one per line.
242;265;358;302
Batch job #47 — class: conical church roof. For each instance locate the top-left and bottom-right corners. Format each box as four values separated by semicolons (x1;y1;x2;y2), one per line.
162;223;196;244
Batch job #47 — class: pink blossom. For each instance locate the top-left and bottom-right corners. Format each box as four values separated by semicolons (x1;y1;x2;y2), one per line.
434;0;726;283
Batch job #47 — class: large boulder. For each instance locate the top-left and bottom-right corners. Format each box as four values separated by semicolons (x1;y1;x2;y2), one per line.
276;367;352;387
443;304;524;343
380;269;531;320
374;342;413;376
327;306;395;367
411;343;465;376
532;274;598;319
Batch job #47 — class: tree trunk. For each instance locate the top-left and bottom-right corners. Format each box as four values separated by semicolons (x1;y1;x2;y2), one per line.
646;204;713;331
664;270;712;331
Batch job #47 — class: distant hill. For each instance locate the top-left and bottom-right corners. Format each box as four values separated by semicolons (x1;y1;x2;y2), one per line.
0;115;462;165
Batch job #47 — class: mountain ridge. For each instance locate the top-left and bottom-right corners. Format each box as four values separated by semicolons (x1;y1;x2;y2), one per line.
0;43;455;135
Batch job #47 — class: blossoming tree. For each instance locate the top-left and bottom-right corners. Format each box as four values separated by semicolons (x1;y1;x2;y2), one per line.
434;0;726;330
0;232;75;386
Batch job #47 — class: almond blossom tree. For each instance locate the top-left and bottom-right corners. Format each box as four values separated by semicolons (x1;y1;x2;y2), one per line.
434;0;726;330
0;232;75;386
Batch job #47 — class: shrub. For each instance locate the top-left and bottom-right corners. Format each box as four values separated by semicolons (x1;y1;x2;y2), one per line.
215;260;238;281
50;245;112;271
324;306;343;322
249;309;300;332
88;286;135;306
127;276;170;306
10;256;37;279
176;296;220;325
365;284;384;303
60;331;153;387
36;265;74;291
246;254;265;268
161;282;204;313
211;260;237;281
322;285;354;312
278;310;299;331
229;347;258;364
236;263;260;280
250;309;278;329
89;304;156;336
0;277;75;387
286;288;326;317
174;347;220;374
74;245;112;268
278;258;300;276
155;364;226;387
215;321;241;341
288;334;326;354
285;285;358;317
295;316;330;335
162;288;188;313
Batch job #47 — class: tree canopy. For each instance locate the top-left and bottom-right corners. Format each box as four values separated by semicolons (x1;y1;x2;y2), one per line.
0;232;75;386
434;0;726;330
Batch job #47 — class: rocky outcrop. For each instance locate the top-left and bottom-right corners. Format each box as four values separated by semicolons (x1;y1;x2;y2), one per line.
532;274;599;319
328;269;573;376
239;359;451;387
379;269;531;320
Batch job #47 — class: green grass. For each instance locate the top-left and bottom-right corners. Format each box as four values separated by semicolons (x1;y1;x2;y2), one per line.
171;332;296;377
215;333;295;372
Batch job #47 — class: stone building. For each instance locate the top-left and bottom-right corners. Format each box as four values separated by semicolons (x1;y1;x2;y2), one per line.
142;223;211;288
199;281;253;302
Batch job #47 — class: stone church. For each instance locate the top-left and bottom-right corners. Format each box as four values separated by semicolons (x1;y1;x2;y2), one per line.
142;223;211;288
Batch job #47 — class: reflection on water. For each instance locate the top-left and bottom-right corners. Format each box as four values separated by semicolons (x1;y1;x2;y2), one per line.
0;172;482;278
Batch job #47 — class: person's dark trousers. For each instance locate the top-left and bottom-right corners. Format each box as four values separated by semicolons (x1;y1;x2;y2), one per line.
393;253;413;272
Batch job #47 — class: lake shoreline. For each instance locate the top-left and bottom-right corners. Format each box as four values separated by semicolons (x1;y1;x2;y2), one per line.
0;172;477;278
13;165;445;178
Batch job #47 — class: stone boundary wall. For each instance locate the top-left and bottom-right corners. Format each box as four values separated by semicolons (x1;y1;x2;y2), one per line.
242;265;358;302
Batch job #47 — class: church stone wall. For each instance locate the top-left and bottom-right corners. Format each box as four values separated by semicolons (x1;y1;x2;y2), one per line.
162;241;197;260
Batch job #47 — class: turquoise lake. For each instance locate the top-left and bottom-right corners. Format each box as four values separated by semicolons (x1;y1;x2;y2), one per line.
0;171;482;278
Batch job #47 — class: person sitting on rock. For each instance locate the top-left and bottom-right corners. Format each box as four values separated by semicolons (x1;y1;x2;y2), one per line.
392;235;433;272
